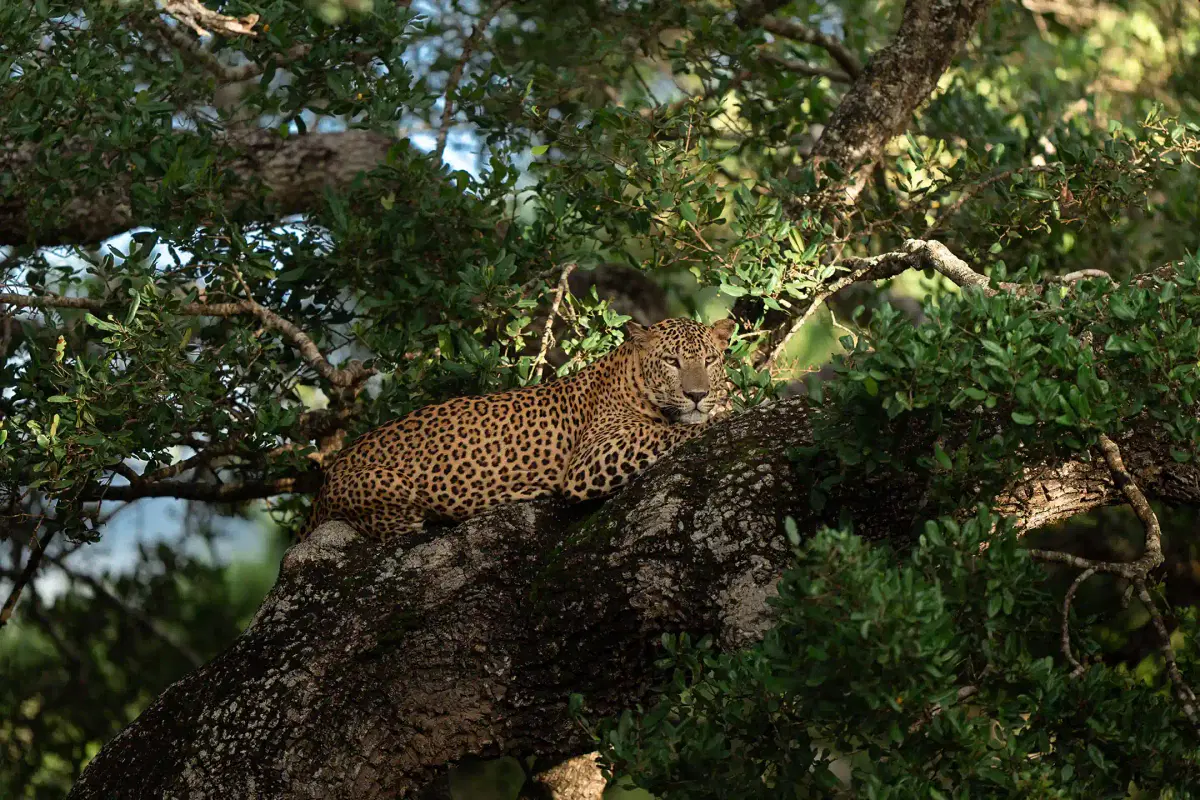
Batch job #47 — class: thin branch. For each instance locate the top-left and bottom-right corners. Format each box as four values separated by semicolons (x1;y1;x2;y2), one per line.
434;0;510;163
532;263;577;381
1060;566;1096;677
760;17;863;79
754;239;994;370
758;51;851;83
907;684;979;733
0;292;372;388
0;521;56;631
1136;578;1200;725
162;0;259;38
926;164;1059;233
761;268;866;374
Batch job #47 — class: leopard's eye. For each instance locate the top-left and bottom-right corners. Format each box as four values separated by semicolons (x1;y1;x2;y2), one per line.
665;356;682;369
705;354;720;366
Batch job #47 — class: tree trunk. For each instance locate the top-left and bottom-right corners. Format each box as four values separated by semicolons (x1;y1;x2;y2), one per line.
67;397;1200;798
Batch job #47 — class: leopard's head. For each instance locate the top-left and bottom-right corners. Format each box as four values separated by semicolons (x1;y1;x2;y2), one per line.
627;317;736;425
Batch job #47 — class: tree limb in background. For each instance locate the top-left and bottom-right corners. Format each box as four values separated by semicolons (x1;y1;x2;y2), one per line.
162;0;260;38
760;16;863;79
0;522;55;631
0;129;397;246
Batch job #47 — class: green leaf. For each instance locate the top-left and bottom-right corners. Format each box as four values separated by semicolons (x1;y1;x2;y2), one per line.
84;313;120;332
934;442;953;470
1011;411;1036;425
531;144;549;156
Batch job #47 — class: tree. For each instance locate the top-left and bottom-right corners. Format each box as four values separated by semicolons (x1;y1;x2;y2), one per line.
2;0;1200;796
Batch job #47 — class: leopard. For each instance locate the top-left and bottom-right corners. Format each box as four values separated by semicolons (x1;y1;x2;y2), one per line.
300;317;738;542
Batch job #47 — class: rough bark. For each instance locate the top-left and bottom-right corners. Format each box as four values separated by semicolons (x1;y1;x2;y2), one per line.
811;0;996;169
67;396;1200;799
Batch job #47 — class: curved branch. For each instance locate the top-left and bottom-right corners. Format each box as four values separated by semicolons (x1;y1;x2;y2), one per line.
74;471;322;504
760;16;863;79
0;291;373;388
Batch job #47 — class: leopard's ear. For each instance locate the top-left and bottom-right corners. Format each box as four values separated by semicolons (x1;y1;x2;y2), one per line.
710;318;736;348
625;321;653;347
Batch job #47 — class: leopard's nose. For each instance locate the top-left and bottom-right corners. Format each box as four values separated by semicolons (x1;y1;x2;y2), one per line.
684;389;708;403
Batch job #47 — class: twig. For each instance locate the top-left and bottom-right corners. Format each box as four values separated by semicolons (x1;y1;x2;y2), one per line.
758;51;850;83
532;263;577;381
926;164;1059;233
1060;566;1096;677
0;521;56;631
434;0;510;163
760;17;863;79
0;292;372;388
907;684;979;733
761;267;870;373
1136;578;1200;724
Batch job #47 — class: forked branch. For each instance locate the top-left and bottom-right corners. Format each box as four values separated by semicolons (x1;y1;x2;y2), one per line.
1028;434;1197;725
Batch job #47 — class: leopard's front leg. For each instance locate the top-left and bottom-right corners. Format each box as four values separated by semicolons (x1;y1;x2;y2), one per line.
560;416;708;501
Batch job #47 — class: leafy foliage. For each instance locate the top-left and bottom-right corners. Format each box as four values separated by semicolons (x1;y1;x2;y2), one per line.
588;511;1200;798
2;0;1200;796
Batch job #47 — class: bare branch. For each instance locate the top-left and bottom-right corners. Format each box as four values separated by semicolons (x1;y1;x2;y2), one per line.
758;51;850;83
75;471;322;504
760;16;863;79
0;292;372;388
0;521;55;632
1136;578;1200;725
532;263;577;381
163;0;259;39
1059;566;1096;677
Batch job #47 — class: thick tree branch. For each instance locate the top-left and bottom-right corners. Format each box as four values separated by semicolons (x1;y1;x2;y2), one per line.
67;382;1200;797
0;129;397;246
0;291;373;387
809;0;997;173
